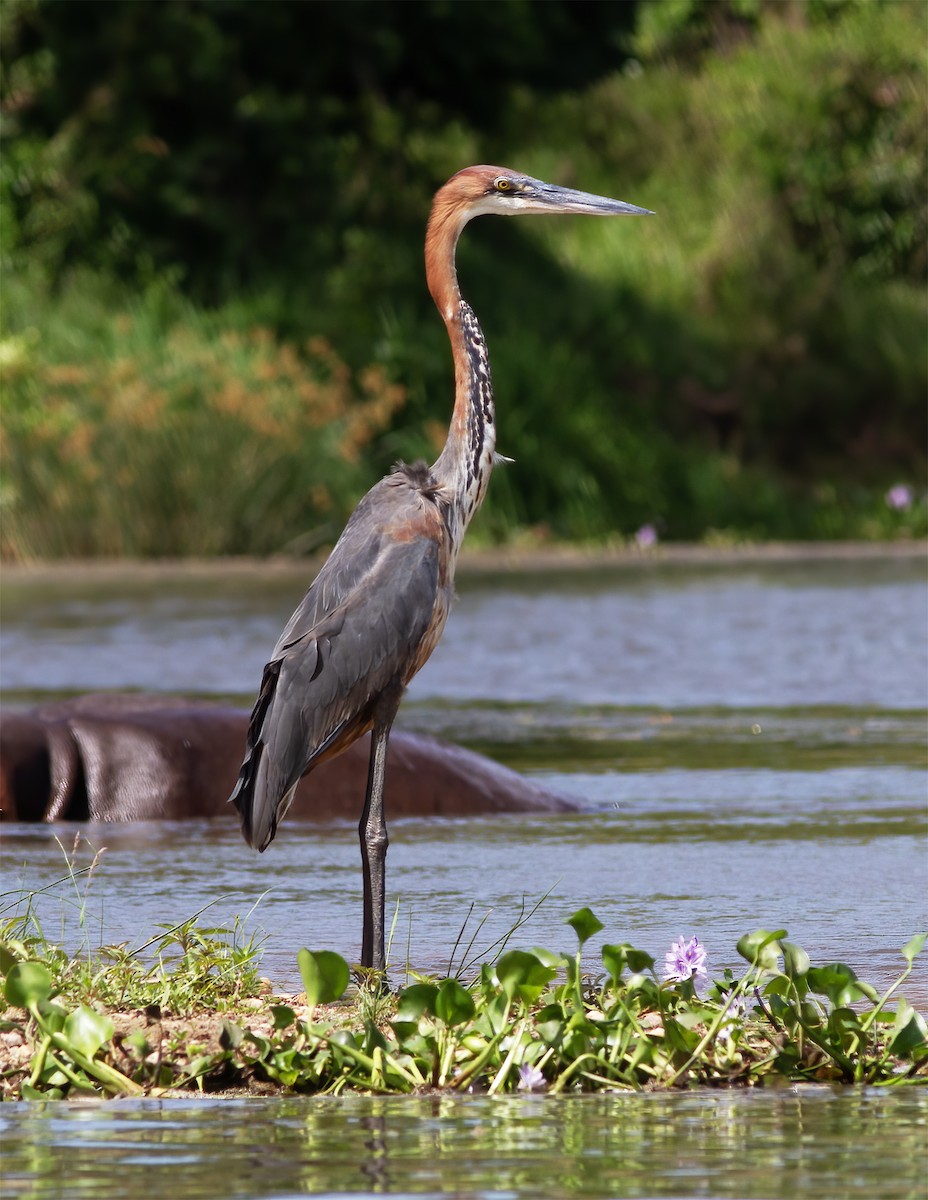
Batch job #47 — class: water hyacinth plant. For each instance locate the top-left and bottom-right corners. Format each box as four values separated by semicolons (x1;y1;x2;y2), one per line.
2;900;925;1100
663;935;708;986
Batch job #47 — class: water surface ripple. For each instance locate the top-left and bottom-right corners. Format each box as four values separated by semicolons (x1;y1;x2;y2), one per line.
2;1089;926;1199
2;556;926;1198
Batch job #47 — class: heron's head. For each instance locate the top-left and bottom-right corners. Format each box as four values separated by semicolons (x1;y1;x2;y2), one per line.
426;165;652;318
433;164;653;227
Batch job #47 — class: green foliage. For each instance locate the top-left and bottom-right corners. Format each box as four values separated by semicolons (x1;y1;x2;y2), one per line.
1;0;925;555
298;949;351;1009
0;271;404;557
0;839;265;1016
3;913;925;1099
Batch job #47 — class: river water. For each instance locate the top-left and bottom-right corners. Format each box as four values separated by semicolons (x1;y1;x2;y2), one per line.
1;551;926;1198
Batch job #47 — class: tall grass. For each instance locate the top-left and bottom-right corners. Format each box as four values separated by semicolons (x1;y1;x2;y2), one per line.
1;271;405;559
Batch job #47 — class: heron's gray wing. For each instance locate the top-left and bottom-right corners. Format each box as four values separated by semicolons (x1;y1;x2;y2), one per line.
231;477;445;850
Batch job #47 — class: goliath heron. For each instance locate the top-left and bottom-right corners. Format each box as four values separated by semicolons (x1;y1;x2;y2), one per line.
230;165;652;971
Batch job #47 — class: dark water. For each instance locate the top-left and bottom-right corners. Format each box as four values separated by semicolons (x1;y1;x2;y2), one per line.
2;1089;926;1200
2;555;926;1199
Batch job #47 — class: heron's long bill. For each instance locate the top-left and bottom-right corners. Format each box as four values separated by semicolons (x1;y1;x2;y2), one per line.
522;180;653;218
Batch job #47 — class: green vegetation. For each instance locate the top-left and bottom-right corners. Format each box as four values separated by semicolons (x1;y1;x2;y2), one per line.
2;865;925;1098
1;0;925;557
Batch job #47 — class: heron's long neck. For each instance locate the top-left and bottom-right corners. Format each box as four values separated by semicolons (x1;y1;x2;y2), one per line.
426;208;497;547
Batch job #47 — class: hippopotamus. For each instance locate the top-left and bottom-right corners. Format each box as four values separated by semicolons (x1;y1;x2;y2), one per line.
0;693;577;824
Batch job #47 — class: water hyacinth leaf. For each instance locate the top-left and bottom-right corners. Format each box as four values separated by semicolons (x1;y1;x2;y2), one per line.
781;941;811;979
764;975;793;999
0;941;18;976
435;978;476;1026
4;961;53;1009
529;946;564;970
887;1001;928;1058
535;1003;566;1044
901;933;927;965
270;1005;297;1030
664;1019;700;1054
674;1010;710;1031
496;950;556;1002
35;1000;69;1035
220;1020;244;1050
363;1023;390;1055
124;1030;151;1057
602;944;628;983
736;929;787;971
806;963;875;1007
626;948;656;974
395;983;439;1021
297;949;350;1007
64;1006;114;1059
829;1007;863;1046
567;908;604;947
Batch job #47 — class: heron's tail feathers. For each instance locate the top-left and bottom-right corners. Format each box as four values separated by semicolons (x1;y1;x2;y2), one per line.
229;660;297;852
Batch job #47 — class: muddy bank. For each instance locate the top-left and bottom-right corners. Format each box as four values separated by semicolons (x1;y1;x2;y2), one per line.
2;538;924;588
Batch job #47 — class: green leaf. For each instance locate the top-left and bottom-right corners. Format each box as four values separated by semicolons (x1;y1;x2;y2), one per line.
626;948;656;974
270;1005;296;1030
496;950;556;1002
4;962;53;1009
601;943;628;984
0;941;18;976
395;983;439;1021
807;963;871;1007
901;933;927;965
664;1018;700;1053
297;949;350;1007
219;1020;244;1050
736;929;787;971
64;1006;114;1059
36;1000;69;1035
566;908;604;947
887;1001;928;1059
781;941;811;979
434;978;476;1027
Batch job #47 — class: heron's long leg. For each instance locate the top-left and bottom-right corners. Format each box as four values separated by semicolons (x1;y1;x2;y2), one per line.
359;682;403;971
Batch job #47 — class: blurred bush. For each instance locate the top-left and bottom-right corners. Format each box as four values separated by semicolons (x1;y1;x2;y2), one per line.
1;0;924;556
1;270;403;557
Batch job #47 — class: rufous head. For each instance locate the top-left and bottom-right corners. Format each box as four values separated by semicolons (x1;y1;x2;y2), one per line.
433;164;653;225
426;165;652;318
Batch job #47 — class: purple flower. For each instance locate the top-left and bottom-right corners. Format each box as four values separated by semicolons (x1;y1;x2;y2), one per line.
717;993;746;1043
635;524;658;549
886;484;913;511
517;1063;546;1092
663;935;708;984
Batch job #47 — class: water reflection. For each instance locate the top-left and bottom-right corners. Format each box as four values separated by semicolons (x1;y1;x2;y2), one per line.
2;1089;926;1199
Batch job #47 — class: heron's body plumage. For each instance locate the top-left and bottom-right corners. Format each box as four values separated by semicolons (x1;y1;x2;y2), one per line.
231;463;456;851
230;164;650;969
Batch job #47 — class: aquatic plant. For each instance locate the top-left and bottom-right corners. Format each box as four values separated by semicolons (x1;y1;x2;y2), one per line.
1;905;924;1100
663;935;708;985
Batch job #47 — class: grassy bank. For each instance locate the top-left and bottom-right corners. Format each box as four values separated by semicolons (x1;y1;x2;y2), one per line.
2;862;925;1099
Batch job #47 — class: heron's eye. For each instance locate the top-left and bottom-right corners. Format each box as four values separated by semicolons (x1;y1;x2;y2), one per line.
494;177;512;192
